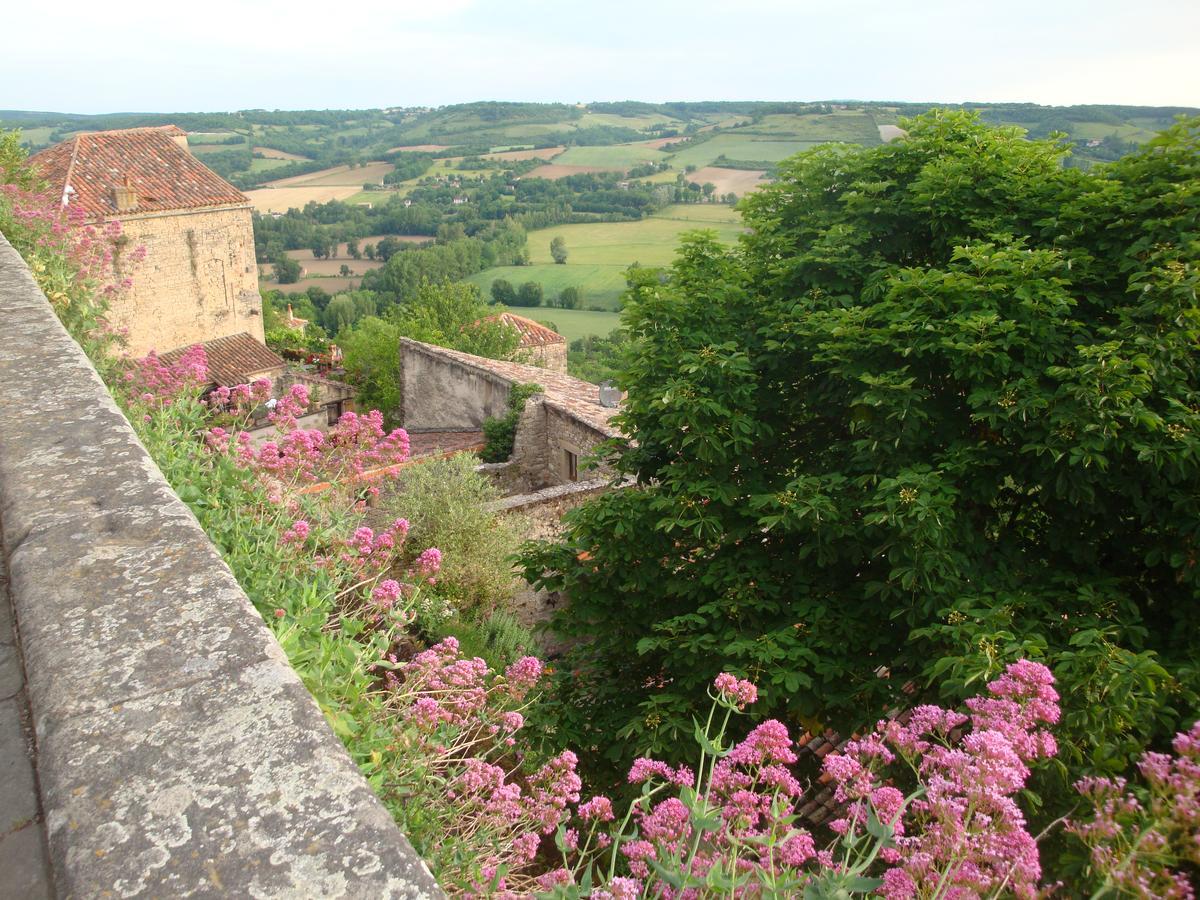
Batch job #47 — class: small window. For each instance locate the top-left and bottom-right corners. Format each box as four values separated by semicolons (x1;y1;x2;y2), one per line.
327;401;342;426
565;450;578;481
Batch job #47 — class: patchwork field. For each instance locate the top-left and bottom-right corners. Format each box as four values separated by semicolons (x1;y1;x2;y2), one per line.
248;157;292;174
554;144;670;168
667;134;820;167
254;147;309;160
483;146;565;161
525;164;614;180
516;308;623;344
246;185;363;213
465;264;631;311
684;166;768;196
463;204;746;322
266;162;394;187
386;144;452;153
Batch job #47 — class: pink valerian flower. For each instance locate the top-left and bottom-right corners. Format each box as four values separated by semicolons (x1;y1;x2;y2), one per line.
370;579;402;610
823;660;1060;899
280;519;310;545
1067;720;1200;898
628;757;695;788
128;346;209;406
417;546;442;576
713;671;758;708
578;795;615;823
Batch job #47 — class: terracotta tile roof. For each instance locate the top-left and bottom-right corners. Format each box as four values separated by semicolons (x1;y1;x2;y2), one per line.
160;333;285;387
401;339;620;436
29;126;249;220
485;312;566;348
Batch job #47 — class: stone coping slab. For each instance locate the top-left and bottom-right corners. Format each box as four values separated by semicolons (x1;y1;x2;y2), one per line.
0;232;442;897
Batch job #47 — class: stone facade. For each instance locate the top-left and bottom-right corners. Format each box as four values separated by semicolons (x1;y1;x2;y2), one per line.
399;338;620;490
521;340;568;373
114;205;263;357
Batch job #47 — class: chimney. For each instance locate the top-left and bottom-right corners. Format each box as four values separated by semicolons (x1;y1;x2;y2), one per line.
169;129;190;153
113;175;138;213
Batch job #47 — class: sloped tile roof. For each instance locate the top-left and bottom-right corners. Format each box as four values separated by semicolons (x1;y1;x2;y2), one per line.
160;333;285;387
486;312;566;348
29;126;249;220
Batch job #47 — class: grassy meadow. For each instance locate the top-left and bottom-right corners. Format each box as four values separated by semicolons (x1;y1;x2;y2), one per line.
510;308;623;344
463;204;747;331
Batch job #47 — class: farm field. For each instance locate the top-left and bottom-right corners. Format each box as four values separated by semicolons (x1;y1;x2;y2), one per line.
667;134;820;167
554;144;669;168
526;205;744;267
465;264;631;311
525;164;614;179
245;185;363;213
254;146;309;160
278;257;384;277
684;166;768;196
514;308;623;344
464;204;746;318
386;144;452;153
262;275;364;294
248;157;291;174
483;146;565;161
266;161;393;187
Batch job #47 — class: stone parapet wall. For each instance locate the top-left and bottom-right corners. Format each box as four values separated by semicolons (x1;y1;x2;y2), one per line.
114;204;264;357
0;232;441;897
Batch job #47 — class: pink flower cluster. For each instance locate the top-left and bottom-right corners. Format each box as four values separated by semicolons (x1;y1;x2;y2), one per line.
1067;721;1200;898
713;671;758;708
385;638;586;897
126;346;209;405
823;660;1061;899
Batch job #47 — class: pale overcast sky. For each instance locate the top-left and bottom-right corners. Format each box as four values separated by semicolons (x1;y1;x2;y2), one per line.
3;0;1197;113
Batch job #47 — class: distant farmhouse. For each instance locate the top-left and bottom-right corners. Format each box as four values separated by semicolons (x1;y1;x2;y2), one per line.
30;126;263;357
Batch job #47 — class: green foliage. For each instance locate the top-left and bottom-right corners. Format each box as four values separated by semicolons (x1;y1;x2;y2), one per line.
567;330;629;383
272;253;302;284
514;280;544;307
339;316;403;424
522;113;1200;817
481;383;544;462
550;236;569;265
557;285;581;309
378;454;522;616
491;277;516;305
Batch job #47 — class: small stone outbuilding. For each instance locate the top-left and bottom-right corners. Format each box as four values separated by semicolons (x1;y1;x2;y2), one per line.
399;338;619;491
29;126;263;357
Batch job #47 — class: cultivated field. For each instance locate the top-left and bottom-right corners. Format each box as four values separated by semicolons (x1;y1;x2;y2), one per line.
553;144;669;169
278;257;385;277
465;265;631;311
525;164;615;180
266;161;394;187
262;275;364;294
245;185;363;213
483;146;565;161
684;166;768;196
386;144;452;153
463;204;746;316
518;308;623;344
667;134;820;167
254;147;309;160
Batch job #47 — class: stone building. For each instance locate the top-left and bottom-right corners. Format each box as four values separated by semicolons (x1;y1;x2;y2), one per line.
399;338;619;491
29;126;263;357
486;312;568;372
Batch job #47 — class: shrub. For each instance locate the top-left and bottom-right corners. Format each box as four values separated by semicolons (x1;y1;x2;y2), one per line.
377;453;521;615
481;382;543;462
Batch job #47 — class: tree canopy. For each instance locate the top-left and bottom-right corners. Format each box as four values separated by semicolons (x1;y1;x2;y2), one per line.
522;112;1200;810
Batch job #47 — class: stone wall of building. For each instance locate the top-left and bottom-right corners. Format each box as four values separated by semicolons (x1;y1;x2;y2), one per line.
400;339;511;431
523;342;567;373
510;396;614;491
114;204;263;357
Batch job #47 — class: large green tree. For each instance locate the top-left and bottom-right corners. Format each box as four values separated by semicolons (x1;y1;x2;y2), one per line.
523;113;1200;802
